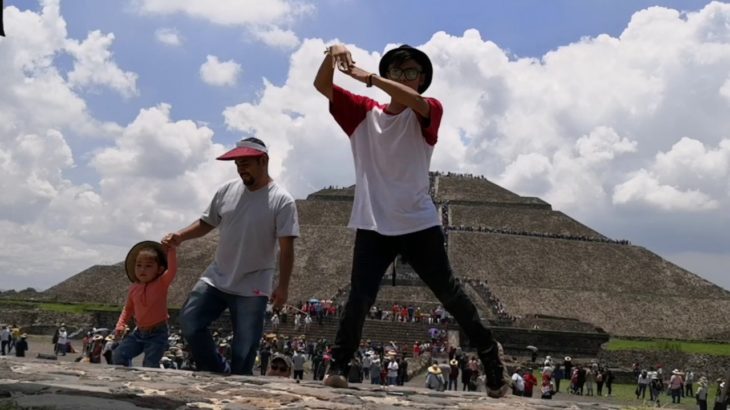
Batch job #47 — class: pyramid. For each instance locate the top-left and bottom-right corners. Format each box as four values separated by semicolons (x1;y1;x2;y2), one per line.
43;173;730;340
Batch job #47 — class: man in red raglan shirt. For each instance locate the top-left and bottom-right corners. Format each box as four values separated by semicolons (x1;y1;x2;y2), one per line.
313;42;510;398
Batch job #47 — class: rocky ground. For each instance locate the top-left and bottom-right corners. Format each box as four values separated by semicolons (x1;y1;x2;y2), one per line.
0;356;633;410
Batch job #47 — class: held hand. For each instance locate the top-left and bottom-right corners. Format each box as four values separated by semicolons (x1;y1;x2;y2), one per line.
328;44;355;71
269;284;289;311
161;232;182;248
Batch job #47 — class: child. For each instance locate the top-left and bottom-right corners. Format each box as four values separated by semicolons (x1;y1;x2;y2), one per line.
112;240;177;368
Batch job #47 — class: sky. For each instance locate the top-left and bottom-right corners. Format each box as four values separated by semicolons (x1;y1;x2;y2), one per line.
1;0;729;292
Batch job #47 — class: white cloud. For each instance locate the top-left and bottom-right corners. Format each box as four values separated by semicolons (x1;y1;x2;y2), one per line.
199;55;241;87
3;0;730;294
0;0;120;137
250;26;300;49
133;0;312;48
155;28;183;46
220;3;730;292
65;30;139;98
613;169;720;211
133;0;313;26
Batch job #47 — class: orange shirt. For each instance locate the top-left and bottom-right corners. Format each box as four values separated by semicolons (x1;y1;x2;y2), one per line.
115;248;177;330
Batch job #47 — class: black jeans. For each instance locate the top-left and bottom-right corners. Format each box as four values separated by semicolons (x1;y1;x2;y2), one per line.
331;227;494;365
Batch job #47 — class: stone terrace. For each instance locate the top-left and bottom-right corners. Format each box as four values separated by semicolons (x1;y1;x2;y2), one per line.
493;286;730;340
434;174;548;208
449;232;728;299
286;225;354;302
295;199;352;226
449;204;605;238
448;231;730;338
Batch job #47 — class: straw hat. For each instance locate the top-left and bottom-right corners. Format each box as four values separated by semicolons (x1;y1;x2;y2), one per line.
564;356;572;362
428;364;442;374
125;241;167;282
449;359;458;366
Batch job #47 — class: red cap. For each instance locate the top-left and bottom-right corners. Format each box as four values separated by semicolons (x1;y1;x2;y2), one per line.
217;139;268;160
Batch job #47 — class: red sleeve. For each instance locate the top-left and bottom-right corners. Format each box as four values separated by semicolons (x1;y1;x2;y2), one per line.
116;290;135;330
416;97;443;146
329;85;380;137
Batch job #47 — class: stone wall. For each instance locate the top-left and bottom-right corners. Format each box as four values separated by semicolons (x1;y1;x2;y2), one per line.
450;205;603;238
598;349;730;381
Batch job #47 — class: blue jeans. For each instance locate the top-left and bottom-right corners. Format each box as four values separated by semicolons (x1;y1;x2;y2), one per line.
112;326;169;367
180;280;267;375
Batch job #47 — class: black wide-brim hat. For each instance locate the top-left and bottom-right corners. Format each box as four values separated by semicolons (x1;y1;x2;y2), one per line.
379;44;433;93
124;240;167;283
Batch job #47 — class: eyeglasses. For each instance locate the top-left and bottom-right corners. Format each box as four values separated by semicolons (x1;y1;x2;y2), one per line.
388;67;421;81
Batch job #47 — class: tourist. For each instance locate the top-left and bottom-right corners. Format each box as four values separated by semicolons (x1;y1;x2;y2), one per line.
685;369;695;397
163;137;299;375
56;325;68;356
696;376;709;410
266;353;292;378
669;368;684;403
523;368;537;398
511;368;525;396
292;350;306;381
425;362;446;391
585;367;595;396
0;326;9;355
313;42;510;397
604;368;615;396
637;369;650;399
448;358;460;391
553;364;563;392
14;334;28;357
112;241;177;367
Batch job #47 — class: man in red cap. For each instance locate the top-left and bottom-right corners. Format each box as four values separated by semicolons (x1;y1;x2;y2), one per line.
313;44;511;398
162;137;299;375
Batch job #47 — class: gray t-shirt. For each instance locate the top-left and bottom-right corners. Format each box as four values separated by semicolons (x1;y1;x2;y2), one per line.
292;353;306;371
200;179;299;296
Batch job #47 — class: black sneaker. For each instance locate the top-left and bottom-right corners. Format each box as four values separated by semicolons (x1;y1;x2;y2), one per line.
323;361;349;389
479;341;511;398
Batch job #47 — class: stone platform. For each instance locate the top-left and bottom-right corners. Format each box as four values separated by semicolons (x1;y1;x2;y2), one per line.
0;357;624;410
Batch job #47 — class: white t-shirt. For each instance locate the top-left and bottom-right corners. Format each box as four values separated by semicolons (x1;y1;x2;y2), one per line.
512;373;525;391
200;180;299;296
329;86;443;235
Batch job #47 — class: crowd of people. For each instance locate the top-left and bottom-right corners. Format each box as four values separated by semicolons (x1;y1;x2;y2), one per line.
631;364;727;409
0;324;29;357
466;279;516;322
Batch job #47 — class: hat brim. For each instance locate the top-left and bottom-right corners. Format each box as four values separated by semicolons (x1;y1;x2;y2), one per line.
217;147;266;161
125;241;167;283
378;45;433;94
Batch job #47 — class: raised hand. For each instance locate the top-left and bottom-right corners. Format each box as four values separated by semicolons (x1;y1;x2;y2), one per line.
328;44;355;72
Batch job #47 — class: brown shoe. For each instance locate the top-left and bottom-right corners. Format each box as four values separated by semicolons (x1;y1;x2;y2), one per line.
323;365;349;389
479;341;511;398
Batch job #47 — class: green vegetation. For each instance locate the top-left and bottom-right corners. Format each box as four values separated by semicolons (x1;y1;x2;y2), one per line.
606;338;730;356
546;381;720;410
38;302;121;313
0;298;121;313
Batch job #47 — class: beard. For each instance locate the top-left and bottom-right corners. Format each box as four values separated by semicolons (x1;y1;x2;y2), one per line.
241;174;255;186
